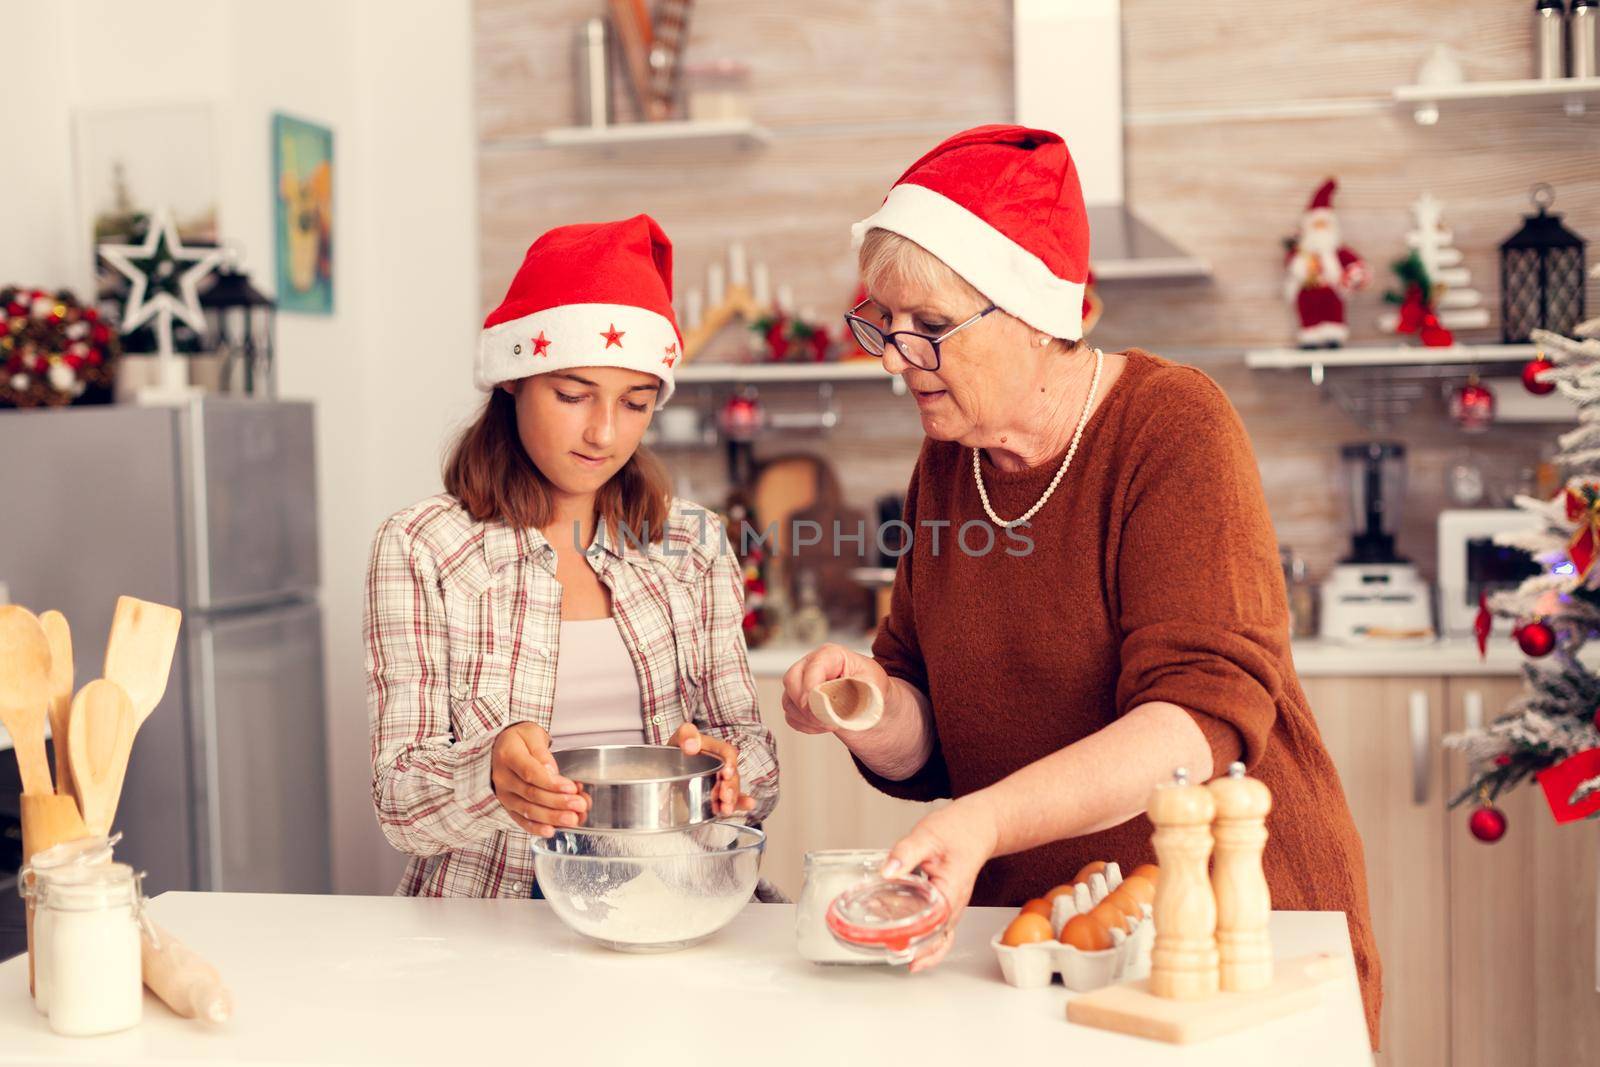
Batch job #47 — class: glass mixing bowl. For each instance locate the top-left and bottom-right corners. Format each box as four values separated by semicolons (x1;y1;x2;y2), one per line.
530;822;764;952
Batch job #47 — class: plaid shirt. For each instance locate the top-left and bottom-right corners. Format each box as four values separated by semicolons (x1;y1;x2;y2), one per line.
364;493;779;898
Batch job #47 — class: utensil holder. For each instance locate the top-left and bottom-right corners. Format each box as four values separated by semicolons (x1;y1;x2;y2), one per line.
20;792;90;998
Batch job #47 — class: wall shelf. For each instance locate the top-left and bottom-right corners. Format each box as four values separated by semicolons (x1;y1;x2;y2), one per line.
676;359;902;390
1246;343;1539;377
536;118;772;151
1394;77;1600;123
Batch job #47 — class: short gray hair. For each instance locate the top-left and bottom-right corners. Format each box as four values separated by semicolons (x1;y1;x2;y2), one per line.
857;227;1082;352
858;228;986;312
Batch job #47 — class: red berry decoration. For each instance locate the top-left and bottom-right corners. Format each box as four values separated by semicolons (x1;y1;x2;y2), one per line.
1514;620;1556;657
1468;804;1507;843
1522;356;1557;395
1494;754;1512;768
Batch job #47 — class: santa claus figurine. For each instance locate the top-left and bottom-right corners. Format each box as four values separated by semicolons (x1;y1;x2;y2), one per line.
1284;178;1369;348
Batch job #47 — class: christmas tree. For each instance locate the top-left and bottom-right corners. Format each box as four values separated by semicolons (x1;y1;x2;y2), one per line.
1445;296;1600;836
1380;193;1490;340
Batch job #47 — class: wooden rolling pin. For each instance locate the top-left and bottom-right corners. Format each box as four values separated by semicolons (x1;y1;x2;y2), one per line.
140;921;233;1024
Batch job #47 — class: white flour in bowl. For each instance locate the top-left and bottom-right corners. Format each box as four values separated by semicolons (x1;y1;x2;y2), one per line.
560;868;747;946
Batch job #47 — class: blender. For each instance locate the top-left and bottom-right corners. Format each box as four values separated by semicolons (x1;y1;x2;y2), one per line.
1319;442;1434;642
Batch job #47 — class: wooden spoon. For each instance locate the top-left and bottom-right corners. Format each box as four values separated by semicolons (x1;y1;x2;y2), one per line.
38;610;75;798
67;679;136;837
103;595;183;728
807;676;886;733
0;605;56;795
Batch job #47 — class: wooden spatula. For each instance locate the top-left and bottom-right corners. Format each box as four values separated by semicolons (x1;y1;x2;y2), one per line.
103;595;183;728
0;605;56;795
67;679;136;837
38;610;75;798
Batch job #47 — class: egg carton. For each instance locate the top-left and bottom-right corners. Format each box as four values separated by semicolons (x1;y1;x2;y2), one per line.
990;862;1155;992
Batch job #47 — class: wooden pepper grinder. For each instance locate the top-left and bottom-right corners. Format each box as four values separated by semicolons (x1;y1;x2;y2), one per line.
1148;767;1218;1000
1208;760;1274;993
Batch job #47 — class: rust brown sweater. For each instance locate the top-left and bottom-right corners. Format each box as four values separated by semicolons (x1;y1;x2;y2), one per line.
860;351;1381;1045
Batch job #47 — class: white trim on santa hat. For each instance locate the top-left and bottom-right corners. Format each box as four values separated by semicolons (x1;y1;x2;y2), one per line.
475;302;680;405
852;182;1086;341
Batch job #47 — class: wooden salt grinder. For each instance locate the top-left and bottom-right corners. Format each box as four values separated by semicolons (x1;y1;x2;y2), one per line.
1148;767;1218;1000
1208;761;1274;993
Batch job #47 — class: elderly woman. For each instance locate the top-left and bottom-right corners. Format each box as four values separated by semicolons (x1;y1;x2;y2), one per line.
782;126;1380;1045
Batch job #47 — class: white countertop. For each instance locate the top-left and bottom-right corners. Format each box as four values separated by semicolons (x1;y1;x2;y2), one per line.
0;893;1372;1066
745;635;1525;678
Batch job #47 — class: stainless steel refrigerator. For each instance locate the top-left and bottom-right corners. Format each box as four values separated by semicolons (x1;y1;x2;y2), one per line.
0;398;330;895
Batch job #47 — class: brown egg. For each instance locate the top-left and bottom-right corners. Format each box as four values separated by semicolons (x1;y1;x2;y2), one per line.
1059;913;1113;951
1116;875;1156;909
1129;863;1161;886
1020;898;1052;918
1103;887;1143;924
1001;912;1055;947
1089;900;1133;934
1043;883;1078;904
1071;860;1108;885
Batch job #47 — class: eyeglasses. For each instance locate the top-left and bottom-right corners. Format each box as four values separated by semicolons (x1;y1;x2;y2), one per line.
843;298;998;372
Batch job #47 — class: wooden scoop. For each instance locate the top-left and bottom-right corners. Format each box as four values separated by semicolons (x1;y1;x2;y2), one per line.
0;605;57;795
67;679;137;837
103;595;182;728
807;676;885;732
38;610;75;798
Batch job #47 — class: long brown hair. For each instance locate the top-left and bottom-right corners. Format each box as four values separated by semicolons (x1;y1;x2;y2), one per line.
443;387;672;541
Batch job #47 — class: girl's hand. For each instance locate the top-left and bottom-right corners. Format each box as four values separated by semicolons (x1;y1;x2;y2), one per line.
671;722;756;816
491;722;588;837
881;797;1000;973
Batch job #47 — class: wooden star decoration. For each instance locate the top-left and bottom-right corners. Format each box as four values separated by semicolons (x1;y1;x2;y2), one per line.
99;207;223;356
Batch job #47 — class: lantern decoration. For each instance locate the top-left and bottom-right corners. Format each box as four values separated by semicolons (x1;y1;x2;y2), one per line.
200;255;277;397
1500;184;1587;344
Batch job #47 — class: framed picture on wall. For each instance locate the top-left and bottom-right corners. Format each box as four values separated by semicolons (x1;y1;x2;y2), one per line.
73;103;220;352
272;112;334;315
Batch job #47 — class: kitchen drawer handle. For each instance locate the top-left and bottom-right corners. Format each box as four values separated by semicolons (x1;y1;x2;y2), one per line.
1409;690;1431;806
1463;690;1485;732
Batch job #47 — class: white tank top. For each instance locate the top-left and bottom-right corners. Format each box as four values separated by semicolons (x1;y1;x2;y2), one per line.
548;618;647;750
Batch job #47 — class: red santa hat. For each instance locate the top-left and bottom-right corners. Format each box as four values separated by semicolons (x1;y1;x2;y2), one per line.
850;124;1090;341
476;214;682;405
1306;178;1338;213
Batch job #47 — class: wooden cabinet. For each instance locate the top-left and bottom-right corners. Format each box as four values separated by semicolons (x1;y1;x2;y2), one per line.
1444;677;1600;1067
1303;673;1600;1067
1301;677;1450;1067
752;677;939;900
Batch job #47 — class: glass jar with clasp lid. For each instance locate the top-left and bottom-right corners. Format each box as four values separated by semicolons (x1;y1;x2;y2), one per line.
796;849;950;965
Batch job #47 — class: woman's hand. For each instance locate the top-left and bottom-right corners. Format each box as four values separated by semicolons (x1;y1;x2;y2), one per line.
881;796;1000;973
491;722;589;837
671;722;756;816
780;643;892;735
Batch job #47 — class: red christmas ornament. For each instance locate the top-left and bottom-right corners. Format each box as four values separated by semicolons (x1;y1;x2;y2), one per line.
1450;378;1495;432
1473;592;1492;658
1468;804;1507;843
1522;356;1557;395
1418;310;1454;347
1514;619;1556;657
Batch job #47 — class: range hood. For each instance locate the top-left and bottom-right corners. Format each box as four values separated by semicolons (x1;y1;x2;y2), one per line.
1013;0;1210;281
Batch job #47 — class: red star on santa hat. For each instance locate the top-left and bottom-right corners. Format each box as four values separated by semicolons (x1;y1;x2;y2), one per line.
531;330;552;357
662;342;678;367
601;324;625;348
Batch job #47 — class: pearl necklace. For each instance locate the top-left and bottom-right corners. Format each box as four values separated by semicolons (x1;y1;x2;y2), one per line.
973;346;1105;529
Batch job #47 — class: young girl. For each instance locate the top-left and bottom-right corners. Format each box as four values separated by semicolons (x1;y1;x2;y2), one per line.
364;215;779;897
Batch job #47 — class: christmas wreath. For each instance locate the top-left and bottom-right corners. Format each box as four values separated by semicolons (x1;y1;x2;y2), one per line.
0;286;119;408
